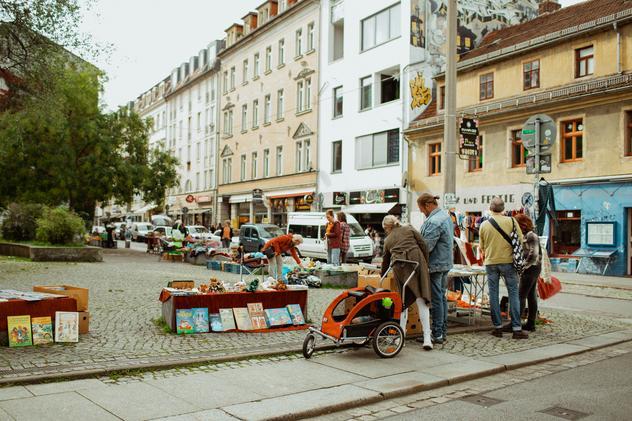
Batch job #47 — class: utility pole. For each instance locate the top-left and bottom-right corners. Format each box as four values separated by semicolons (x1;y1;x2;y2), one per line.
443;0;458;204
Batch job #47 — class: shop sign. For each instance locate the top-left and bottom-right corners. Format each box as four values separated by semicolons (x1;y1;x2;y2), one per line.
182;207;189;214
459;118;479;157
451;185;532;212
295;196;312;211
252;189;264;203
304;194;314;205
196;196;211;203
333;192;347;206
349;189;400;205
185;194;195;203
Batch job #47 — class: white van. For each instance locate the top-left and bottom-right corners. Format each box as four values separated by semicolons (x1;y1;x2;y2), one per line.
286;212;374;262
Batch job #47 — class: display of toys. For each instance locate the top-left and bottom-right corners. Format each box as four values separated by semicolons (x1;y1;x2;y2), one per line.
245;279;259;292
208;278;226;293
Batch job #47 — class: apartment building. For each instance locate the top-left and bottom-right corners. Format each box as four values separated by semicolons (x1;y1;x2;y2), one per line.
317;0;539;230
405;0;632;276
217;0;320;227
164;40;223;226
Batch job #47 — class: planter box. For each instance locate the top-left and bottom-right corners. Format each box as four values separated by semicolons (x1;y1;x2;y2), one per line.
0;242;102;262
33;285;89;311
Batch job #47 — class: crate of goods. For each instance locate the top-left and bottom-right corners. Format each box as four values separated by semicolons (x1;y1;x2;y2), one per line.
33;285;89;311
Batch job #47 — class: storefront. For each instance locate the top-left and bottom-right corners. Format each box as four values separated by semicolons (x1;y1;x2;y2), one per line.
549;177;632;277
225;189;316;228
326;188;405;233
167;194;215;228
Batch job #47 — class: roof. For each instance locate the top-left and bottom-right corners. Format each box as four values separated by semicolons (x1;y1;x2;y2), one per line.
413;100;437;123
460;0;632;62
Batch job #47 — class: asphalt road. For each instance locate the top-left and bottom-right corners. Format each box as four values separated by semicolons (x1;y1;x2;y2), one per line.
541;292;632;319
389;351;632;421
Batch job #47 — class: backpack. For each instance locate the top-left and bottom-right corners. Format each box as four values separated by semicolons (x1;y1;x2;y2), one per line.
488;217;525;274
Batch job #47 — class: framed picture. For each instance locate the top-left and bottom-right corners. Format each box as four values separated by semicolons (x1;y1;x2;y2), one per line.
586;221;616;247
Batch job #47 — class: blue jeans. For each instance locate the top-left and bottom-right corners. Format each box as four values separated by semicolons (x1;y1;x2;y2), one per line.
486;263;521;331
327;248;340;266
430;271;449;339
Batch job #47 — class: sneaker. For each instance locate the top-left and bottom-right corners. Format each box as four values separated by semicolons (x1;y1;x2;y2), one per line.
490;329;503;338
431;335;445;345
522;322;536;332
512;330;529;340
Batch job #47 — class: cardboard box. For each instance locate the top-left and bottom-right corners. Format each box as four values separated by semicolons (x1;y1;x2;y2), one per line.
79;311;90;334
33;285;89;311
168;280;194;289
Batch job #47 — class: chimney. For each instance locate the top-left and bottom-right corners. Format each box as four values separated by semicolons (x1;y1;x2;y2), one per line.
539;0;561;15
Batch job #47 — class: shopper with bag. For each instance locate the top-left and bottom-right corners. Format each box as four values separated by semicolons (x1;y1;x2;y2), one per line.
324;210;342;266
262;234;304;282
479;197;528;339
513;214;542;332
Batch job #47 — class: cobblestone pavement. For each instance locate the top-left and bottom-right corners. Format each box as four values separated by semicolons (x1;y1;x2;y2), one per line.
311;340;632;421
0;250;628;384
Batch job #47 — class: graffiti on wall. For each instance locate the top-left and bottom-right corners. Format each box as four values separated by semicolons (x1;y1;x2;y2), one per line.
410;0;425;48
409;73;432;110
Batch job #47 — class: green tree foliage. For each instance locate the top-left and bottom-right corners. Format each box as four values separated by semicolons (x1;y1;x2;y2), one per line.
35;205;85;245
1;202;44;241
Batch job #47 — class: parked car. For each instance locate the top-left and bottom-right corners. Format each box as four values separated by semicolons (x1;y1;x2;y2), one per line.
213;228;240;246
186;225;213;241
91;225;106;235
131;222;154;242
113;222;125;240
153;226;173;239
286;212;374;262
239;224;285;253
151;214;173;227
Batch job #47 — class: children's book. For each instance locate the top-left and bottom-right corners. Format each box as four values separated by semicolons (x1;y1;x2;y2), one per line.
210;313;223;332
286;304;306;325
191;308;209;333
7;315;32;347
31;316;53;345
54;311;79;343
233;307;253;331
175;309;195;334
265;308;293;327
247;302;267;330
219;308;236;331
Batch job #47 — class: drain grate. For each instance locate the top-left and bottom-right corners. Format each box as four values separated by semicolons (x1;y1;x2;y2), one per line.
539;406;591;420
460;394;504;408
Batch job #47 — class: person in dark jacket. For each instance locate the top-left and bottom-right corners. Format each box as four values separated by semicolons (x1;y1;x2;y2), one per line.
381;215;434;350
337;212;351;263
324;209;341;265
514;213;541;332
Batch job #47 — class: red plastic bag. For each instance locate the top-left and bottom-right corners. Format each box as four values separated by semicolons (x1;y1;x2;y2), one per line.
537;275;562;300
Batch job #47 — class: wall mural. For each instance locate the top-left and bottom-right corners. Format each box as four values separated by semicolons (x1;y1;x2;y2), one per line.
410;0;425;48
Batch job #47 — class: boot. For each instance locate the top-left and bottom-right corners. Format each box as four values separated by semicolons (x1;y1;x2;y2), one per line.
512;330;529;340
522;322;536;332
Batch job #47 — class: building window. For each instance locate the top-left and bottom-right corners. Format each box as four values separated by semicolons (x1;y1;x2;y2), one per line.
360;76;372;110
297;79;311;113
304;139;311;171
295;28;303;57
626;111;632;156
265;46;272;72
264;94;271;124
279;0;287;13
333;86;343;118
297;81;304;112
355;129;399;169
523;59;540;90
361;2;401;51
277;89;284;119
307;22;315;51
253;53;260;78
230;67;235;90
561;119;584;162
305;78;311;110
511;129;527;168
332;140;342;173
252;99;259;128
429;143;441;176
195;172;200;191
380;69;400;104
242;59;248;83
263;149;270;177
241;104;248;132
295;141;303;172
439;85;445;110
251;152;258;179
552;210;581;255
575;45;594;78
479;73;494;100
276;146;283;176
468;135;483;172
222;71;228;94
278;39;285;66
240;155;246;181
222;158;232;184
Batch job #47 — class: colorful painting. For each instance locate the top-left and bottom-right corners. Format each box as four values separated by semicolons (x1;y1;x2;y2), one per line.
175;309;195;334
409;73;432;110
233;307;253;331
286;304;306;326
265;308;293;327
31;316;53;345
54;311;79;343
210;313;223;332
191;308;210;333
220;308;236;331
247;302;267;330
7;315;32;347
410;0;425;48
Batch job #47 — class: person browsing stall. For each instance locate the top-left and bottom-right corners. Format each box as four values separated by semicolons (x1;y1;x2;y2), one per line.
417;193;454;345
221;220;232;249
262;234;304;282
513;213;541;332
324;209;341;266
337;212;351;264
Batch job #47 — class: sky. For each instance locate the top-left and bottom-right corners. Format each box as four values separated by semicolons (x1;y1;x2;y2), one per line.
78;0;584;110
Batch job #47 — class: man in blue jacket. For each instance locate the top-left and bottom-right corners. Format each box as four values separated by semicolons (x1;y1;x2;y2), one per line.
417;193;454;344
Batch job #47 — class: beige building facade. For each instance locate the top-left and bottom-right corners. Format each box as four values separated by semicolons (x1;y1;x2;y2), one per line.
217;0;320;227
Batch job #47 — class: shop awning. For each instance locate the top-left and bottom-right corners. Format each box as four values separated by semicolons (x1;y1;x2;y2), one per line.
268;191;313;199
131;203;156;215
342;203;398;214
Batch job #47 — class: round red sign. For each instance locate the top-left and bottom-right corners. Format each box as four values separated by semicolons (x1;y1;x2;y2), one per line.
185;194;195;203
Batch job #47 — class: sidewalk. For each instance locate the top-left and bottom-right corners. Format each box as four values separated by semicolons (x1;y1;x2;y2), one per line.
0;329;631;421
553;271;632;290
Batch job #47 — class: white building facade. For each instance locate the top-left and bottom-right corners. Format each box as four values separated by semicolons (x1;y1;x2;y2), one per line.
317;0;539;230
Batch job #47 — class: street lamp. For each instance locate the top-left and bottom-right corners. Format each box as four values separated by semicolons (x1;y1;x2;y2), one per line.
443;0;458;205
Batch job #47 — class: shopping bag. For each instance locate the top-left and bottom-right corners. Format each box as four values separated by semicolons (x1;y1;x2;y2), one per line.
537;275;561;300
540;247;552;284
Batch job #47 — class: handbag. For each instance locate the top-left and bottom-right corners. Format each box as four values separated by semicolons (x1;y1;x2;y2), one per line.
540;246;552;284
489;217;525;274
537;275;562;300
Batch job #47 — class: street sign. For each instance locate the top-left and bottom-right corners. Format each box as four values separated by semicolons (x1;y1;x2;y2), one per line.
252;189;264;202
459;118;479;157
522;114;556;153
182;207;189;214
526;154;552;174
443;193;458;208
521;192;534;208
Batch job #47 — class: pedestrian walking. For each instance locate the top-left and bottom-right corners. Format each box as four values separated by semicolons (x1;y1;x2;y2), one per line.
324;210;341;266
262;234;304;282
417;193;454;345
221;220;232;249
479;197;528;339
337;212;351;264
381;215;433;350
124;225;132;248
514;213;542;332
